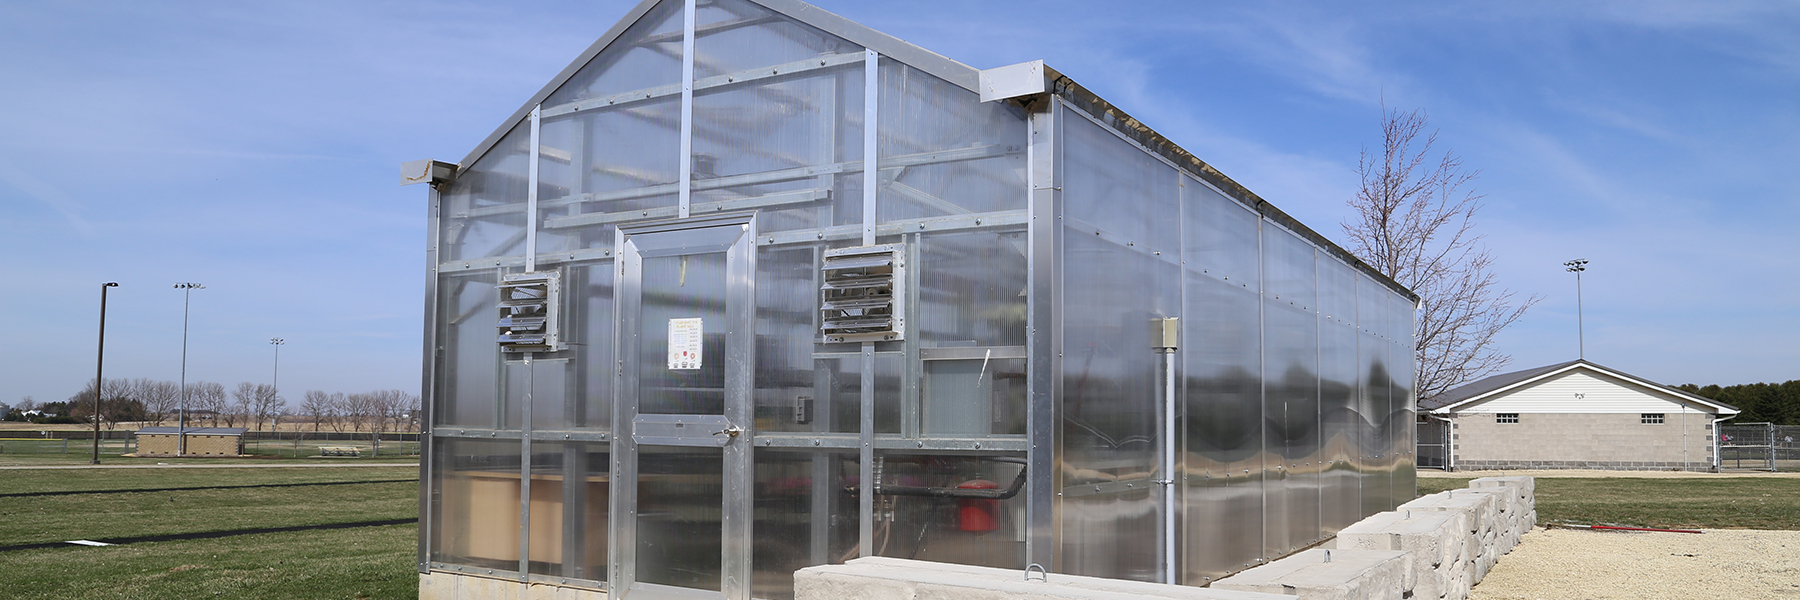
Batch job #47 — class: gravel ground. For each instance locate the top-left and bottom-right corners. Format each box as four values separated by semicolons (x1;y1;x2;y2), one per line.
1472;527;1800;599
1420;468;1800;479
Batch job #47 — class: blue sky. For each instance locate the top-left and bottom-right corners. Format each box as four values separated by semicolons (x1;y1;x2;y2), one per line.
3;0;1795;407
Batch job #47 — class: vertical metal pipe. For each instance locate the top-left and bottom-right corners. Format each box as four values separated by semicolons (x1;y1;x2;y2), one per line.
92;282;117;465
677;0;696;219
1161;350;1177;583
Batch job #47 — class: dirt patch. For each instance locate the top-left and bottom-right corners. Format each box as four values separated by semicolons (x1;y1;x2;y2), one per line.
1472;527;1800;599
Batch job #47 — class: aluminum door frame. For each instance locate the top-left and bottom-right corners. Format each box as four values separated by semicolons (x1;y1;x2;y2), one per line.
610;213;757;600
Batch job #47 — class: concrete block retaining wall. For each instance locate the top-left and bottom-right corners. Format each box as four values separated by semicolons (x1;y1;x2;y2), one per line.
1215;476;1536;600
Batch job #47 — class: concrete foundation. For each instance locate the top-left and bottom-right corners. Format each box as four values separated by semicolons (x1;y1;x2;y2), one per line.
419;571;607;600
795;557;1289;600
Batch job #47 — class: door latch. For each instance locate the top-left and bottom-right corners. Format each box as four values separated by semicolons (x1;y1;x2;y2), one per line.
711;426;744;438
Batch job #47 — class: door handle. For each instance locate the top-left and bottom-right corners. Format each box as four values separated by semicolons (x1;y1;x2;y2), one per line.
711;426;744;438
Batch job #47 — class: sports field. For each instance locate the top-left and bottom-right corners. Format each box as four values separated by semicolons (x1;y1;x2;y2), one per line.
0;465;419;600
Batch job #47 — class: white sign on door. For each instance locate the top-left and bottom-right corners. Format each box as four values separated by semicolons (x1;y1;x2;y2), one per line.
668;318;703;370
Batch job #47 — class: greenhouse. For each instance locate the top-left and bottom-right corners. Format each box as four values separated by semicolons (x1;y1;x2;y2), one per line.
405;0;1418;598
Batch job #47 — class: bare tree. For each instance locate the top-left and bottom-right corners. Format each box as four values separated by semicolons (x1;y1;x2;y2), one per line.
230;382;258;429
341;392;373;433
137;379;180;426
186;381;228;426
300;390;332;432
1344;106;1540;401
325;392;349;433
254;384;284;432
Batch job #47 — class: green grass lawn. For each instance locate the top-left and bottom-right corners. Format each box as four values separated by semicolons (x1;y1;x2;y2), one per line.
0;441;420;467
0;467;419;600
1418;476;1800;530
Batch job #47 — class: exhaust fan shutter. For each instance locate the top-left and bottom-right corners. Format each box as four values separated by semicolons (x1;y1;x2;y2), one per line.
497;271;565;352
820;244;905;343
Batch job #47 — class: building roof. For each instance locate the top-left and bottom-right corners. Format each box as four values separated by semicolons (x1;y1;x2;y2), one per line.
135;427;247;436
1423;359;1740;415
442;0;1419;304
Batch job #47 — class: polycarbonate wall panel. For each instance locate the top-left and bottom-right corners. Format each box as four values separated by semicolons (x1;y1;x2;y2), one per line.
756;245;830;434
571;262;614;430
1356;273;1393;515
535;103;684;254
693;0;850;79
1389;292;1417;503
752;449;858;600
910;231;1029;438
543;0;683;107
692;0;865;234
438;274;500;428
1057;112;1180;580
1261;224;1320;555
872;455;1027;569
432;437;524;570
1180;178;1264;583
1317;258;1361;532
877;60;1028;220
526;442;609;581
443;124;530;263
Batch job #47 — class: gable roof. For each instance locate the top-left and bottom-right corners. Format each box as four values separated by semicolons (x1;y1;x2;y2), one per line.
1423;359;1739;415
457;0;978;171
443;0;1421;305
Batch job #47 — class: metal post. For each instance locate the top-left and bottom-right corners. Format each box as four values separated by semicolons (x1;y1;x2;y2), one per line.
1024;94;1062;571
1564;259;1587;359
270;338;285;434
677;0;696;219
92;282;118;464
174;282;204;456
857;48;881;559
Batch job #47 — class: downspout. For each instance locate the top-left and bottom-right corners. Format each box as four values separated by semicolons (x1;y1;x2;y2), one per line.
1710;414;1735;472
1424;412;1454;472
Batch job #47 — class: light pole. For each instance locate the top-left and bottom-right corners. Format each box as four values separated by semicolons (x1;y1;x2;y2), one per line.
1564;259;1588;359
270;338;284;432
92;282;118;465
174;282;204;455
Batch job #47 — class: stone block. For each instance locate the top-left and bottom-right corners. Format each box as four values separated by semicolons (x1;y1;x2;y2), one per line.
1211;548;1410;600
1334;510;1465;576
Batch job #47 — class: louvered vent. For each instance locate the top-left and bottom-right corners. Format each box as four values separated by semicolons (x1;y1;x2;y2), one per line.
820;244;905;343
497;271;565;353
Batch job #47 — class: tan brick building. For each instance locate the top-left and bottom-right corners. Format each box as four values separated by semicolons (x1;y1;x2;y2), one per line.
134;427;246;457
1419;360;1738;472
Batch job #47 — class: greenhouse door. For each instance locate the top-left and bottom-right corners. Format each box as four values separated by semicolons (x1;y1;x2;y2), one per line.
611;215;755;600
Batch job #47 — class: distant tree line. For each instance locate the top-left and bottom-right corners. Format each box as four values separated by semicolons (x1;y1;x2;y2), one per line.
4;379;420;433
1677;380;1800;426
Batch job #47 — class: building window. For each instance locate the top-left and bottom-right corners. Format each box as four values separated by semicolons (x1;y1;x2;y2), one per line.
1642;413;1665;424
1496;413;1519;424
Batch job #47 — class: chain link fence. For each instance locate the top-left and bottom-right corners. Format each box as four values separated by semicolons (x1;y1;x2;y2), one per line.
0;430;419;458
1718;423;1800;472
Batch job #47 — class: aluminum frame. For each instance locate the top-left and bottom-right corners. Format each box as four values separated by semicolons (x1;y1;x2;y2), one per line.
610;212;758;600
418;0;1421;595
